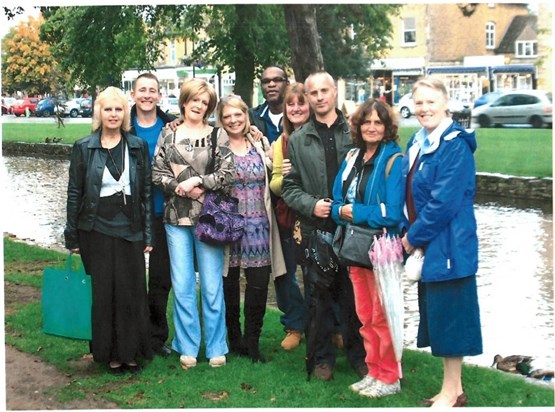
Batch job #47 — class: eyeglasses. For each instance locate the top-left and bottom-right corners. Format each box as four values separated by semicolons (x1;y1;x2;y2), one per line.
261;76;287;85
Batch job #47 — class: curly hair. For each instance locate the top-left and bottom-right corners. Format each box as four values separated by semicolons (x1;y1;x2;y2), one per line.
349;98;399;148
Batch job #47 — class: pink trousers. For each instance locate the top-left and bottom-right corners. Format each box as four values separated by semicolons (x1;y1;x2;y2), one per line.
349;266;400;384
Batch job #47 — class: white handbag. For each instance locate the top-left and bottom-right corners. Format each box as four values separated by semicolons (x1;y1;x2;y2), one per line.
405;248;424;282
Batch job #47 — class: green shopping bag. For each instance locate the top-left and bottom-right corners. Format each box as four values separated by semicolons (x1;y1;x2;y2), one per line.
42;253;92;340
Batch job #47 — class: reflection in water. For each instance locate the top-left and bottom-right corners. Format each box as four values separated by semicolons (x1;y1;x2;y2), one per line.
2;156;554;372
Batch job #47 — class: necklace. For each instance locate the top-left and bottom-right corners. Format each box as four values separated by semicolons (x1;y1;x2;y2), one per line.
105;137;127;205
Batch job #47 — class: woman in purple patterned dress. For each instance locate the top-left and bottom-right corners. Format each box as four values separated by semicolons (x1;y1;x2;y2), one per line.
217;95;286;363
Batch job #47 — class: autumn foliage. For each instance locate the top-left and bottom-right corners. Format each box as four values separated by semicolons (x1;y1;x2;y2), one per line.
1;15;66;96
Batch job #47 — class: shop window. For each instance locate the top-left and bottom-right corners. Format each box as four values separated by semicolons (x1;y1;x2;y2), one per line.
516;41;537;57
402;17;416;46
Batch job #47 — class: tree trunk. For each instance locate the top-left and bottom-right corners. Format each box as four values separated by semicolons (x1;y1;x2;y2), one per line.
231;4;256;107
283;4;324;83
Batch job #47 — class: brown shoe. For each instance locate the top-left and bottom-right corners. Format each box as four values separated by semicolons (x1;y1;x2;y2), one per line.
313;363;334;381
331;333;344;349
281;330;303;350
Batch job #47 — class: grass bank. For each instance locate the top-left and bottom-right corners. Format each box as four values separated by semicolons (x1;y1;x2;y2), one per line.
4;237;554;408
3;123;552;177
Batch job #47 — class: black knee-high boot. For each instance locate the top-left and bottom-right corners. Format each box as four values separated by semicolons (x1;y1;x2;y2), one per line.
223;270;247;356
244;281;269;363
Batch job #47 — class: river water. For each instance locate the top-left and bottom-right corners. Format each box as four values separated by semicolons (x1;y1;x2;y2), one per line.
2;155;553;375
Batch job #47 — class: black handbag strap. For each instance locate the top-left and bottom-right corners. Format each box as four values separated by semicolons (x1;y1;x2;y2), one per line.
206;127;220;174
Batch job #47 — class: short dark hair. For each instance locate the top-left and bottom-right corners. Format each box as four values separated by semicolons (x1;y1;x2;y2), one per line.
261;66;288;82
349;99;399;148
133;72;160;91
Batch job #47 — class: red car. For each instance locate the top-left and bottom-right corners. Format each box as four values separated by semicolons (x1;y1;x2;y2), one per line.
11;97;39;117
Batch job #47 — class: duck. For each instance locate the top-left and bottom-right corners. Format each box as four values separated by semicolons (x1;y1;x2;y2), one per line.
491;354;533;373
515;362;554;381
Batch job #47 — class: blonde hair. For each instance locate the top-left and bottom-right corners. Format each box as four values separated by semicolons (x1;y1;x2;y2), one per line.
412;77;449;101
92;87;131;133
178;78;217;121
216;94;251;136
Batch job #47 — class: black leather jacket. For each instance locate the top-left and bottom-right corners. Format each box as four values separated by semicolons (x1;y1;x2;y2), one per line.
64;131;153;250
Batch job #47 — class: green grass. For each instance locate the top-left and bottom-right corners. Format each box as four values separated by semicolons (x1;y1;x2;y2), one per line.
4;237;554;408
399;126;553;178
1;123;91;144
3;123;553;177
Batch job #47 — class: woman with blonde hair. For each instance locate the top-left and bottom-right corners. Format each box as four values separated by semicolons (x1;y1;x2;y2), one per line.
65;86;153;374
152;78;235;369
218;94;286;362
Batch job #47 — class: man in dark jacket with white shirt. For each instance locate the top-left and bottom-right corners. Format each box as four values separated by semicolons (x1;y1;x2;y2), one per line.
248;66;289;144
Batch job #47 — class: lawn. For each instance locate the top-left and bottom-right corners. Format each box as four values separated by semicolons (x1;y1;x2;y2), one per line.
4;237;555;408
3;123;552;177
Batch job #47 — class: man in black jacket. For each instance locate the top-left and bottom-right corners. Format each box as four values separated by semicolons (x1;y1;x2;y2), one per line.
130;73;176;358
248;66;289;144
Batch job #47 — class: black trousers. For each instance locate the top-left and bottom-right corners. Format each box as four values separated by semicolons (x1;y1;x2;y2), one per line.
79;230;152;364
147;217;172;349
303;263;366;369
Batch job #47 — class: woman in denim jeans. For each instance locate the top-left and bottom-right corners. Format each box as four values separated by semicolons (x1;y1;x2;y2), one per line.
152;78;234;369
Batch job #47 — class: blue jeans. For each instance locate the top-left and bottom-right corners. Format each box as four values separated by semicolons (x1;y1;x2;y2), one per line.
165;224;228;360
274;235;306;332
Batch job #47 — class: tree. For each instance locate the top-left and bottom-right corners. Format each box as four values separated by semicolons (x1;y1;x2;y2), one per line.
1;15;66;96
283;4;323;83
160;4;289;106
316;4;400;80
39;6;167;97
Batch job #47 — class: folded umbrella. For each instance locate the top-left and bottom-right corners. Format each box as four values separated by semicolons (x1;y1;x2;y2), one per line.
369;229;405;374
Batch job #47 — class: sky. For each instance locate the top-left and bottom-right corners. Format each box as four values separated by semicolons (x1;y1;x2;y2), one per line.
0;6;41;39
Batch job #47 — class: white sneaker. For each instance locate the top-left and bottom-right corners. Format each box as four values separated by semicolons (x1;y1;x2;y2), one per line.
349;375;376;393
359;379;401;398
209;356;226;368
179;355;197;369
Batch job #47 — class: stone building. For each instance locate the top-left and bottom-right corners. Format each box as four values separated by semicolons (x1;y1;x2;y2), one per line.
371;3;551;105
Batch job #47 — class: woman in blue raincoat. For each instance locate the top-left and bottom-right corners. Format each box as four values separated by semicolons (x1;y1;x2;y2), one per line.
401;77;482;407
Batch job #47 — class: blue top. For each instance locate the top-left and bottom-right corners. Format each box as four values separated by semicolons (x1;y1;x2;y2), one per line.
250;101;283;144
332;140;403;232
403;118;478;282
132;117;166;217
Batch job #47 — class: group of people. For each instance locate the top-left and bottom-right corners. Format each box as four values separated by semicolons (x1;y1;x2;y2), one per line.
64;65;482;407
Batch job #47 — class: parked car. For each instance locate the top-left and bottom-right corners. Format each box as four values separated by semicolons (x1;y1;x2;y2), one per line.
11;97;39;117
471;90;552;128
397;93;470;119
62;98;85;118
1;97;17;115
35;97;66;117
79;98;93;117
159;96;180;116
472;91;504;109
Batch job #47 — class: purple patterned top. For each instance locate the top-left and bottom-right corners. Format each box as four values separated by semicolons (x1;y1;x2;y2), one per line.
229;147;270;268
